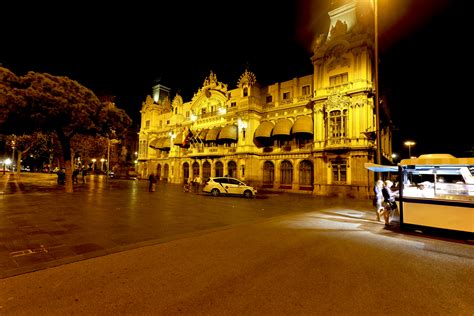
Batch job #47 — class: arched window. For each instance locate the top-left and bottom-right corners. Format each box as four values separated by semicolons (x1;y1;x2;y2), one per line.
263;161;274;186
280;161;293;185
202;161;211;181
183;162;190;182
163;164;169;181
192;162;200;177
243;87;248;97
299;160;313;188
228;161;237;178
156;164;162;180
215;161;223;177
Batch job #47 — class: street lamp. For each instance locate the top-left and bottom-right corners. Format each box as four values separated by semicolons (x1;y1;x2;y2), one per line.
374;0;382;166
404;141;416;158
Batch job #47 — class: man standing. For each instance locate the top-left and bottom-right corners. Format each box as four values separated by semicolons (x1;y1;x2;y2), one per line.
194;175;201;194
148;173;157;192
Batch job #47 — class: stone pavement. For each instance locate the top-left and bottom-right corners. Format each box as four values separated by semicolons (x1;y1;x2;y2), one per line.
1;173;473;314
0;172;379;279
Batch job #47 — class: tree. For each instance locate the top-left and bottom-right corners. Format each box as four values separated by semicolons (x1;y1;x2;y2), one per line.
0;67;131;192
6;133;49;175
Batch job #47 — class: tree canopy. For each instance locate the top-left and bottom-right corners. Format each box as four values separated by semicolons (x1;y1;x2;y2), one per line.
0;66;132;192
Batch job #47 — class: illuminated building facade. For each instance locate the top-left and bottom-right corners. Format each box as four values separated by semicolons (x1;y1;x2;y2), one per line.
137;0;392;198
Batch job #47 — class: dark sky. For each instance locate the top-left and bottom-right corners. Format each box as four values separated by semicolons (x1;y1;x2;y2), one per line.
2;0;471;158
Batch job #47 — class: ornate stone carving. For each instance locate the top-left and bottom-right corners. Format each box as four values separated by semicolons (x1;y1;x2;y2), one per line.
329;20;348;40
326;43;351;71
325;91;351;112
172;94;183;108
141;95;155;111
237;69;257;88
312;33;327;53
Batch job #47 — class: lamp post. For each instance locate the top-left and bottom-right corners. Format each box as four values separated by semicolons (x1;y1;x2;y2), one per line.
374;0;382;166
404;141;415;158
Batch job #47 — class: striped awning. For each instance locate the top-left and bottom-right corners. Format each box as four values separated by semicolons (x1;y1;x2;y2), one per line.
291;116;313;135
206;127;222;142
218;125;238;141
148;138;159;149
272;118;293;137
173;132;183;146
154;138;166;150
160;138;171;150
198;129;209;140
254;121;274;139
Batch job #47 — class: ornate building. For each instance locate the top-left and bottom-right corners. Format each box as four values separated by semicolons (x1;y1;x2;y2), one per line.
137;0;392;198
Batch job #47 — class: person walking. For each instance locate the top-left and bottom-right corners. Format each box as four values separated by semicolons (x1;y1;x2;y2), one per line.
382;180;398;225
81;168;87;183
374;180;384;221
148;173;157;192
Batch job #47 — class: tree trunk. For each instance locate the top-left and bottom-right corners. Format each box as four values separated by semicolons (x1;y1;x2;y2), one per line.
16;149;22;177
57;131;73;193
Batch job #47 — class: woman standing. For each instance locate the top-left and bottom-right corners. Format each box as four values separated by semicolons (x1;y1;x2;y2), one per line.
374;180;384;221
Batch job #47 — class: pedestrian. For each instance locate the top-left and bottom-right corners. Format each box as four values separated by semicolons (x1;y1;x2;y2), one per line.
382;180;398;225
148;173;157;192
72;169;79;184
374;179;384;221
81;168;87;183
194;175;201;193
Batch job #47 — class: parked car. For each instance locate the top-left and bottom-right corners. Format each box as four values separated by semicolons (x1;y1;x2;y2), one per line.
202;177;257;198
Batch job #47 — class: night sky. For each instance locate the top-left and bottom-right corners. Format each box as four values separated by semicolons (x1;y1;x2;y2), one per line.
2;0;471;158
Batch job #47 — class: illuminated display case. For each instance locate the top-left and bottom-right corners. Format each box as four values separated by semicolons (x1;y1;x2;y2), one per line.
399;155;474;234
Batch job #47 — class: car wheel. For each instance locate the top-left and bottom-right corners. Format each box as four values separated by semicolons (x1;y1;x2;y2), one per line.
211;188;220;197
243;190;253;198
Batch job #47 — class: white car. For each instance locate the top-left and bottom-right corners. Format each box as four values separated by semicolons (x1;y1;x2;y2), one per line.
202;177;257;198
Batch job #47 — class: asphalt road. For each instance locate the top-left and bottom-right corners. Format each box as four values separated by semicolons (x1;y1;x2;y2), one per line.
0;173;473;315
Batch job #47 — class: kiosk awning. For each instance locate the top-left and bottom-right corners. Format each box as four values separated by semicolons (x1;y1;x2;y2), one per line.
364;163;398;172
254;121;274;139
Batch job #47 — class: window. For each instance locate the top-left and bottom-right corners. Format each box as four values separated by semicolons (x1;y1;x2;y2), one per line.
280;161;293;185
159;120;163;128
215;161;223;177
192;162;200;177
283;92;290;100
228;161;237;178
299;160;313;186
329;73;348;86
175;107;178;114
243;87;248;97
186;111;190;118
231;102;237;107
145;120;150;129
183;162;189;180
266;95;273;103
328;110;347;139
201;108;206;115
166;120;170;125
302;85;310;96
263;161;274;185
331;158;347;183
202;161;211;180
